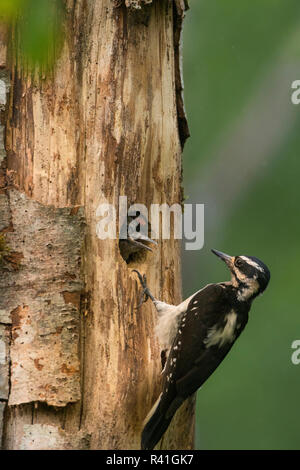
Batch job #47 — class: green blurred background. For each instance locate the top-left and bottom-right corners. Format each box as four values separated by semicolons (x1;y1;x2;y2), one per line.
183;0;300;450
1;0;299;451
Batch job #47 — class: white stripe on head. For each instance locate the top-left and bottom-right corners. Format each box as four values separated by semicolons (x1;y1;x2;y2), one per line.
240;256;264;272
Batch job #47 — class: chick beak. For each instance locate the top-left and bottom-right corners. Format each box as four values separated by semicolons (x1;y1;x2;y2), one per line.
211;249;234;270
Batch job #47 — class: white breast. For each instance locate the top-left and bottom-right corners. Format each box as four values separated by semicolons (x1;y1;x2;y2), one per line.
204;311;237;348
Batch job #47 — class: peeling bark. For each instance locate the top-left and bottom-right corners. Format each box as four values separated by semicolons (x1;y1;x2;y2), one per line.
0;0;194;450
2;190;85;407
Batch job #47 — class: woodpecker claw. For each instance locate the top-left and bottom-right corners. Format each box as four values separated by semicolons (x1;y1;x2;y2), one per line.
133;270;154;308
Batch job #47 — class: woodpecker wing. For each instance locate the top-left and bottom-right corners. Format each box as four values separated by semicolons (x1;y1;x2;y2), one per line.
159;284;232;409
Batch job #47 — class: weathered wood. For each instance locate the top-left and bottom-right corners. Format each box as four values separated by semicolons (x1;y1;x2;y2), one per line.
1;0;194;449
0;324;10;400
124;0;153;8
0;23;7;68
0;402;5;444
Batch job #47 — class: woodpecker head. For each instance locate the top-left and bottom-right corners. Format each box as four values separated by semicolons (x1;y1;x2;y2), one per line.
212;249;270;301
119;212;157;263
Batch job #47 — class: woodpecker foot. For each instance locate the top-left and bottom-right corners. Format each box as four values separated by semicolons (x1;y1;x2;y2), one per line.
133;270;154;307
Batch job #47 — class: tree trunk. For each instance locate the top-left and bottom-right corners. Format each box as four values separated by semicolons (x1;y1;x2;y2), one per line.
0;0;194;450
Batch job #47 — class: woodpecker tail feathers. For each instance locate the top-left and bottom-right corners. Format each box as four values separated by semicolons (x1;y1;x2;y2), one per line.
141;394;185;450
141;402;172;450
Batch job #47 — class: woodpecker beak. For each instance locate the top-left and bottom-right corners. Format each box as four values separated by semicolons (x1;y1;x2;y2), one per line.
127;234;157;253
211;249;234;270
138;234;158;244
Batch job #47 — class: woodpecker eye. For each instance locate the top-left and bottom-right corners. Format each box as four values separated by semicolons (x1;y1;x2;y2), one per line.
235;258;244;269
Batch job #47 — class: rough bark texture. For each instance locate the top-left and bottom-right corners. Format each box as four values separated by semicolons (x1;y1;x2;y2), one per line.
0;0;194;450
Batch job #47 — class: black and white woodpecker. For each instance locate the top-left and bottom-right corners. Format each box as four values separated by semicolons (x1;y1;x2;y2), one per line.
134;249;270;450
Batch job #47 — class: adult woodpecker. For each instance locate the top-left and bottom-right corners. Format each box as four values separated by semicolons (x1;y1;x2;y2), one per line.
134;249;270;450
